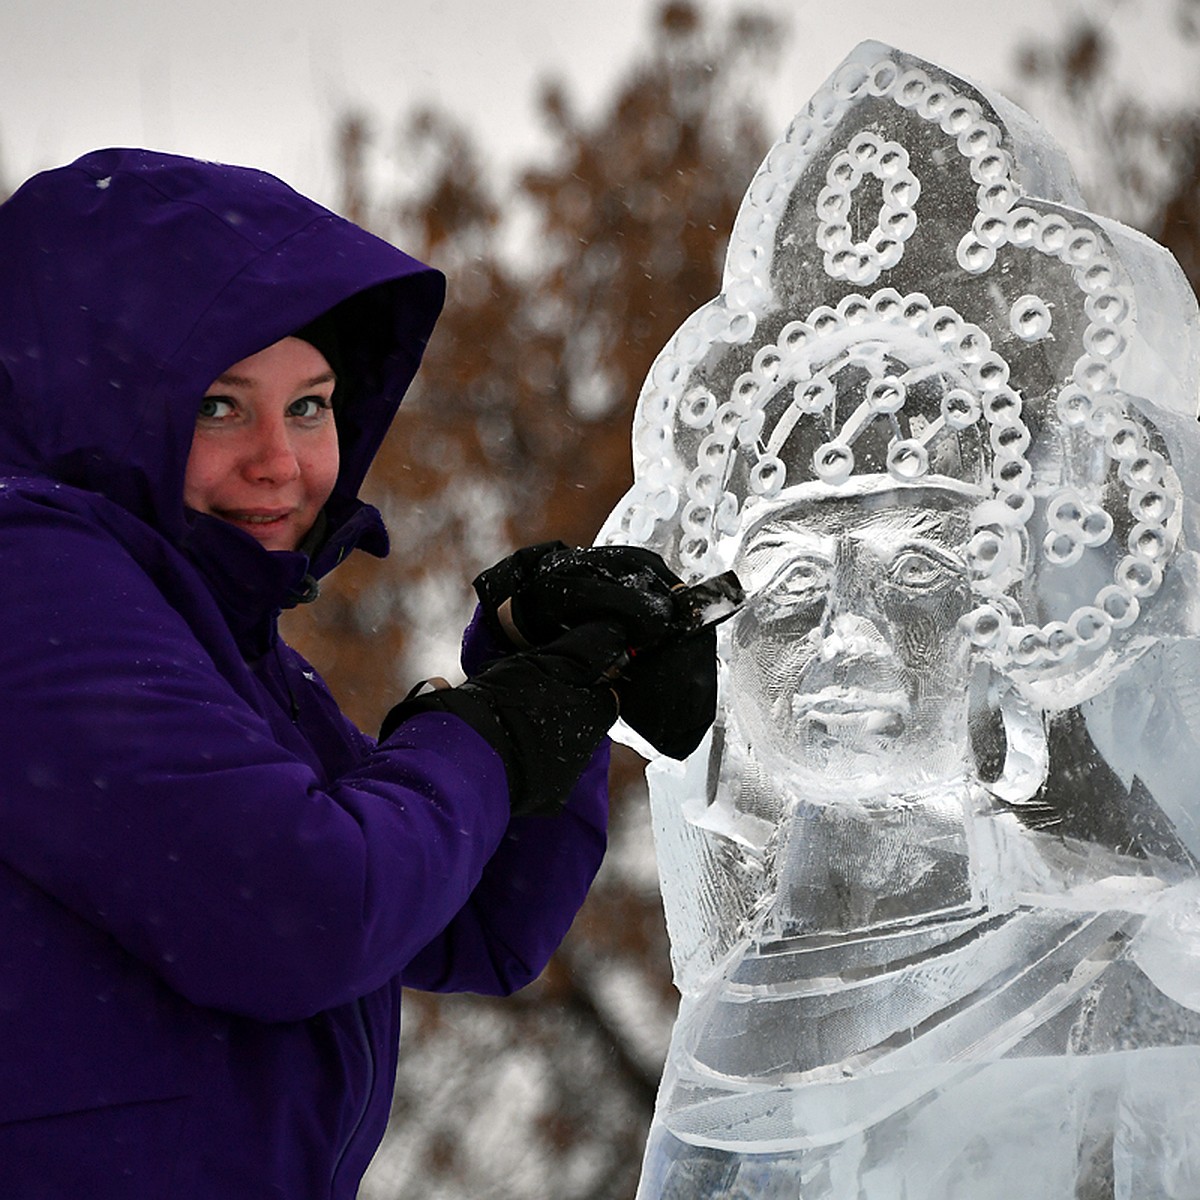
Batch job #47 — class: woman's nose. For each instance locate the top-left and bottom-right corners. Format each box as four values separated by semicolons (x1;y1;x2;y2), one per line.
243;419;300;483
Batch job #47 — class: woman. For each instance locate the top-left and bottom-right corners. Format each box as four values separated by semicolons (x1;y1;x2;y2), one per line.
0;148;713;1196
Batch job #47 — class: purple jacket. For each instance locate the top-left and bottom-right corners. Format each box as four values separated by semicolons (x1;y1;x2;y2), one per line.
0;149;607;1197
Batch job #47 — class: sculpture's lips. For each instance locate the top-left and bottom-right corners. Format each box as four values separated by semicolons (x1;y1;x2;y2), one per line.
792;688;907;735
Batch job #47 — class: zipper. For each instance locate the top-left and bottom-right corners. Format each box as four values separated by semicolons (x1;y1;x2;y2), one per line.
330;996;377;1192
269;640;301;722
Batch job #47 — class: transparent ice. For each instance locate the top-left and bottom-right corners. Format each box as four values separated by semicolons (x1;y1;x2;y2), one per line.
599;42;1200;1198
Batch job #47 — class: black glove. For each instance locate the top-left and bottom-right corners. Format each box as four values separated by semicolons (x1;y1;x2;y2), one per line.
473;543;718;760
471;541;568;645
380;622;625;817
616;625;718;760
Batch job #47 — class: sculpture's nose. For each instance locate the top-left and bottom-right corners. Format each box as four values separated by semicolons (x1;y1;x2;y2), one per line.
818;612;883;661
816;545;890;662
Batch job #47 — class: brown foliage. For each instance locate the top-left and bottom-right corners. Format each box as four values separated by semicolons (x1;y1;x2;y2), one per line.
282;7;1200;1191
1015;1;1200;296
284;2;775;733
280;5;779;1196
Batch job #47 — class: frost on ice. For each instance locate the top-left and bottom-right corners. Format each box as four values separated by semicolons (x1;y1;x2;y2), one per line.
599;41;1200;1198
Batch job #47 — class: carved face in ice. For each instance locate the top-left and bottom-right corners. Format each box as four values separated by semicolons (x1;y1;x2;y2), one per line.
729;485;978;793
600;40;1197;767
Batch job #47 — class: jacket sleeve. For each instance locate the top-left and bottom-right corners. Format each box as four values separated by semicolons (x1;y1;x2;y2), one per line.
398;742;608;994
0;498;591;1022
395;600;609;994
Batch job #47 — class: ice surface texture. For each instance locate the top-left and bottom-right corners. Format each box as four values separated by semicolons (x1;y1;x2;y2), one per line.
598;41;1200;1199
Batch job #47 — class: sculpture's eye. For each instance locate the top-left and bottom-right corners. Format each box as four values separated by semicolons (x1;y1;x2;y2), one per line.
754;558;831;619
889;549;962;592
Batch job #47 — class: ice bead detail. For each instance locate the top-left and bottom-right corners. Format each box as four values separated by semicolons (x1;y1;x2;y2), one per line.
598;42;1200;1200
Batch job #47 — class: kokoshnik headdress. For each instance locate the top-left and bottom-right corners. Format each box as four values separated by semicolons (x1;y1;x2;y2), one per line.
601;41;1200;696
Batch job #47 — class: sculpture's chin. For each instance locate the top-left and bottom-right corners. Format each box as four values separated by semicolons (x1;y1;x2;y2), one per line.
744;714;973;801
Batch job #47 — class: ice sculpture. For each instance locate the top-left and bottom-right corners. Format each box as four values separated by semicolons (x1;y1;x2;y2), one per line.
599;42;1200;1198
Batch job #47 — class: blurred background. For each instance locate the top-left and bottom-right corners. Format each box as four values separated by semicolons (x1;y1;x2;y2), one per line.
5;0;1200;1194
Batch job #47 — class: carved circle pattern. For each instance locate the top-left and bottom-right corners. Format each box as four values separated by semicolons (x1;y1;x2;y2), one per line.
610;51;1181;679
817;134;919;285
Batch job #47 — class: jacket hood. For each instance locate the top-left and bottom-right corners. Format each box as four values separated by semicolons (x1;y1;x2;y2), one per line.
0;147;444;578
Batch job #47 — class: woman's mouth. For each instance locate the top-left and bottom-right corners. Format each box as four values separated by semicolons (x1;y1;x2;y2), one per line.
218;508;292;527
212;508;300;548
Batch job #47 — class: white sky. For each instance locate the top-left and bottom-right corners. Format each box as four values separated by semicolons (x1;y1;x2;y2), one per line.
0;0;1192;208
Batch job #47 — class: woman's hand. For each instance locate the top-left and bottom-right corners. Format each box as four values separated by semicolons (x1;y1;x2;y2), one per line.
472;542;719;761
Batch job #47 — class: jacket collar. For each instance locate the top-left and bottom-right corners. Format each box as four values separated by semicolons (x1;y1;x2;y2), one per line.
180;499;389;657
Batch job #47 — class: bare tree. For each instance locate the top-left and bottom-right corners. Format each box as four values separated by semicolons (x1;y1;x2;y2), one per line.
1015;0;1200;290
280;5;779;1197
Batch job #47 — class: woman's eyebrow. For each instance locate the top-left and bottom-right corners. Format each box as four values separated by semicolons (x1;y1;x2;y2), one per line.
207;370;336;389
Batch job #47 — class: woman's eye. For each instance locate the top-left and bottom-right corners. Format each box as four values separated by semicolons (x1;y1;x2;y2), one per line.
197;396;234;420
288;395;331;419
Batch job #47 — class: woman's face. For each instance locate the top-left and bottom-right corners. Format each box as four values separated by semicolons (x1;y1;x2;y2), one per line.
184;336;339;552
729;488;978;795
